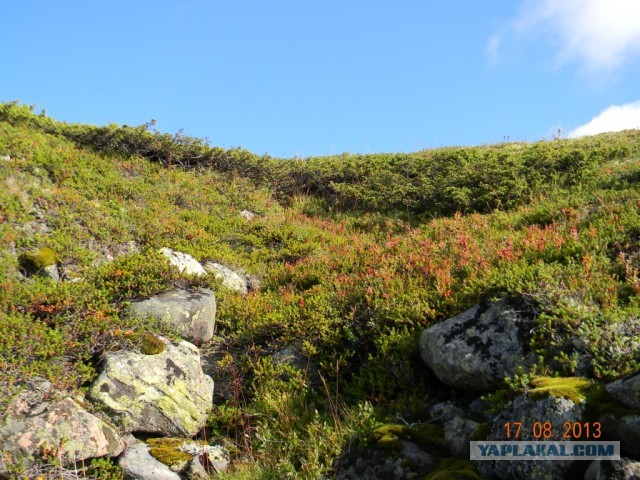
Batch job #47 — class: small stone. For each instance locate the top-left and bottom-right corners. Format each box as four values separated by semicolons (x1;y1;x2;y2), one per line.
203;261;248;294
159;248;207;276
239;210;257;221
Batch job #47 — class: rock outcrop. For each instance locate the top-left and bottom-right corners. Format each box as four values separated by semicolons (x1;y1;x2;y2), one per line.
419;299;534;390
0;380;124;471
89;337;214;437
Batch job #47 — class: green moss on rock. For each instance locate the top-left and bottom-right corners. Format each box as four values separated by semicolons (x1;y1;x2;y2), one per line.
147;438;193;466
20;247;58;271
424;457;483;480
371;423;444;453
528;377;593;403
140;333;165;355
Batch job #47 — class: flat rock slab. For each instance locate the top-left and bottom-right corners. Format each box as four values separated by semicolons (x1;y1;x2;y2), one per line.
129;288;216;344
0;380;124;470
89;338;214;437
419;299;533;390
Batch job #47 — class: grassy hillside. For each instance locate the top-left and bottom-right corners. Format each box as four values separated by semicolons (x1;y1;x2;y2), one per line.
2;102;640;478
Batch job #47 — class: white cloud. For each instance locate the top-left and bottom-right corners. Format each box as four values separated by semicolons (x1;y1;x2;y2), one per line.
568;101;640;137
492;0;640;71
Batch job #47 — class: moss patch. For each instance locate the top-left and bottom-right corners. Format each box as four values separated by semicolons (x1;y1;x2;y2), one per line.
19;247;57;271
528;377;593;403
371;423;444;452
140;333;166;355
147;437;207;467
424;457;483;480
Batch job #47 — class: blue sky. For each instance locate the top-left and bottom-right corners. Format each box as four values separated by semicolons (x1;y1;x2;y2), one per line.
2;1;640;157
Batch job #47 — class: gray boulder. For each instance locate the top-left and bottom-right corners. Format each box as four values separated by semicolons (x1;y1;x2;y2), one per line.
128;288;216;344
118;443;181;480
607;374;640;410
0;380;124;471
419;299;534;390
585;457;640;480
600;414;640;458
444;417;481;458
477;394;584;480
159;247;207;276
203;261;248;294
89;338;214;437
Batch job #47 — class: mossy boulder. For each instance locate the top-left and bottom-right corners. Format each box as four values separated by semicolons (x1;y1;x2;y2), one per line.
88;338;214;437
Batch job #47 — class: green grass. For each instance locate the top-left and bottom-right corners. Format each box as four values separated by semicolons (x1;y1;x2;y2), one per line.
2;102;640;478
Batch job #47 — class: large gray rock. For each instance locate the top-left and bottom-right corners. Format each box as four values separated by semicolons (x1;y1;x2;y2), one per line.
477;394;584;480
89;338;214;437
159;247;207;276
118;443;181;480
203;261;248;294
128;288;216;343
0;380;124;471
419;299;534;390
607;374;640;410
585;457;640;480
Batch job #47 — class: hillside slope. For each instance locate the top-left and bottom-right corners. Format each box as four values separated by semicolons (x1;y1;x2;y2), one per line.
2;103;640;478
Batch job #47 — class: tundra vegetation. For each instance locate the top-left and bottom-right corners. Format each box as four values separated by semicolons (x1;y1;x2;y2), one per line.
1;102;640;478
